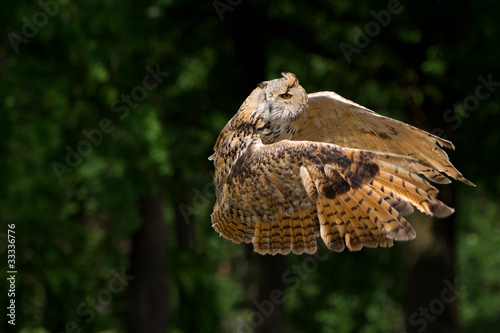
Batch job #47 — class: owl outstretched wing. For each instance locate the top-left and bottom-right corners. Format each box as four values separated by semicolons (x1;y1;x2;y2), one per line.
211;139;454;255
211;72;475;255
292;91;474;186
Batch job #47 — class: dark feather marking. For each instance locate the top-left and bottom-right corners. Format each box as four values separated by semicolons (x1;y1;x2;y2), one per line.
358;127;393;140
377;132;392;140
388;127;399;135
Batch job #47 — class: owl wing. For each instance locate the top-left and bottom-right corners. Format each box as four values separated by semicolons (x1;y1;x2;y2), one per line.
292;91;474;186
211;139;454;255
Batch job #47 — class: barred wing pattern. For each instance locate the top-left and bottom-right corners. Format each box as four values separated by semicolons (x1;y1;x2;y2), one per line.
210;73;474;255
294;92;474;186
212;140;455;255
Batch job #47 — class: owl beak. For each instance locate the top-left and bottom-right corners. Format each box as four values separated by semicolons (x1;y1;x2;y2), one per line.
268;100;273;113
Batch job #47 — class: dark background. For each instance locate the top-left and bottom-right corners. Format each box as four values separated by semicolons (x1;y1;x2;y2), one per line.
1;0;499;332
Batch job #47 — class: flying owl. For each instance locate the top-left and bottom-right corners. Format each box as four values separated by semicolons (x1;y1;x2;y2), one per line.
209;72;474;255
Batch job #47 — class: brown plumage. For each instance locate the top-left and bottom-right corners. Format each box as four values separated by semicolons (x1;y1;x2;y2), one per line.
209;72;475;255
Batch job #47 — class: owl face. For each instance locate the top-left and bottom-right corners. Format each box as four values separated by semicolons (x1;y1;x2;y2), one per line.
256;72;308;124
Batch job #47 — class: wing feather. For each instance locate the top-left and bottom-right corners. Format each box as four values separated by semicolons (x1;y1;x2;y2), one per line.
211;73;475;255
321;198;347;252
347;190;384;248
212;139;454;254
293;91;475;186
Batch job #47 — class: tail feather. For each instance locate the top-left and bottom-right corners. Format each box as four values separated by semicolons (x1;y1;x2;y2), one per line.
212;210;253;244
269;219;283;255
277;213;292;255
299;209;318;254
253;219;271;254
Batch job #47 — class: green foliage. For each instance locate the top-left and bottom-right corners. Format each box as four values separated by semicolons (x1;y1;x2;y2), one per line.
1;0;499;332
457;190;500;332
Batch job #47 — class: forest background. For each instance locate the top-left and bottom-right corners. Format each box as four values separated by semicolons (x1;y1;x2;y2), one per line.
1;0;499;332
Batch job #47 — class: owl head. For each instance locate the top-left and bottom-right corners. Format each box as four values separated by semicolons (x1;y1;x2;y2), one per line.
254;72;308;124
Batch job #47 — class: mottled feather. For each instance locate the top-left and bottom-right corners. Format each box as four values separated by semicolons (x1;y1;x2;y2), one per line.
210;72;474;255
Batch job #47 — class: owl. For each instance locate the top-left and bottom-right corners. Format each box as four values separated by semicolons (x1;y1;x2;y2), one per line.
209;72;474;255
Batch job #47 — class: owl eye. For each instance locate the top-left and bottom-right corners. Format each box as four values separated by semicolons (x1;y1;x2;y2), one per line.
281;93;292;99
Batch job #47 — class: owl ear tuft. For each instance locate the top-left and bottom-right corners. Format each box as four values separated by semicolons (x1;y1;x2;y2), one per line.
281;71;294;79
257;81;267;88
281;72;299;88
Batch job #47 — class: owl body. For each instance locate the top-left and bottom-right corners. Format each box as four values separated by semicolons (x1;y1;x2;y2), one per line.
210;72;474;255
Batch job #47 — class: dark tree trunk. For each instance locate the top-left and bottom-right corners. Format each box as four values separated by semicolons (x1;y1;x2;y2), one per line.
403;89;461;331
254;255;289;333
403;207;460;333
399;3;466;324
127;193;167;333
